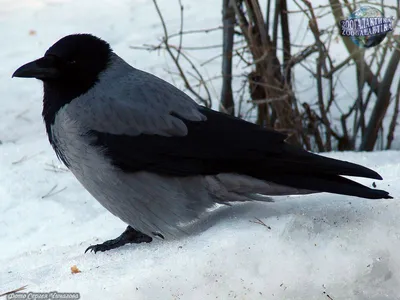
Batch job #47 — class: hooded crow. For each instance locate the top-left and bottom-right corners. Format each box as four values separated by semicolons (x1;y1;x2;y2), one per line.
13;34;392;253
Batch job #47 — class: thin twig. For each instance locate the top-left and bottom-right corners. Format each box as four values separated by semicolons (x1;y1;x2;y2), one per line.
250;217;271;229
41;184;67;199
176;0;184;61
200;53;224;66
322;49;362;78
44;162;69;173
15;109;31;122
12;152;44;165
168;26;223;39
169;44;213;104
132;43;230;51
247;94;290;104
151;0;211;107
0;285;28;297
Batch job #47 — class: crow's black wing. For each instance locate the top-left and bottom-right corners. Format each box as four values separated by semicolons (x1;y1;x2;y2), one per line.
89;107;391;199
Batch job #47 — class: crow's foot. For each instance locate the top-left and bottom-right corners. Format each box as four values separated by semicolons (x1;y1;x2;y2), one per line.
85;226;152;253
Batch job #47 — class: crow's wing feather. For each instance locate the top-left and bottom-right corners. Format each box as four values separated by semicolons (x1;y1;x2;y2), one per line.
71;57;207;137
88;106;287;176
67;59;390;199
85;102;381;182
87;108;391;199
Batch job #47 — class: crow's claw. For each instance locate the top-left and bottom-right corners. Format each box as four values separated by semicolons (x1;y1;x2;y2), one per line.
84;226;152;254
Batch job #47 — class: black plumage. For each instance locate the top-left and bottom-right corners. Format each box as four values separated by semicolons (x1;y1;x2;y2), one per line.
91;107;390;199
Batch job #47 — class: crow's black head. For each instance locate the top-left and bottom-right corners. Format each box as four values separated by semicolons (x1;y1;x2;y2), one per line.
13;34;111;88
13;34;113;140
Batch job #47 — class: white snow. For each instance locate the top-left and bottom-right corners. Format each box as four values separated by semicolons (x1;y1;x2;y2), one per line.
0;0;399;299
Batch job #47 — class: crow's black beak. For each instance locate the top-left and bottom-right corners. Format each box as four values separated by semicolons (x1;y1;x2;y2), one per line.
12;56;60;80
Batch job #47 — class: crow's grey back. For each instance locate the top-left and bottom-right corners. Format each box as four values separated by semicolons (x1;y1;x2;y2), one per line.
67;53;206;137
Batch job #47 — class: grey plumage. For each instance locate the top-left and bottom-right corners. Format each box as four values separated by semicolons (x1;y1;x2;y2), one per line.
71;54;206;137
51;54;313;238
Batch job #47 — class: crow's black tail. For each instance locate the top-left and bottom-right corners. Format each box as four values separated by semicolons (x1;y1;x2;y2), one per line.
270;173;392;199
255;144;392;199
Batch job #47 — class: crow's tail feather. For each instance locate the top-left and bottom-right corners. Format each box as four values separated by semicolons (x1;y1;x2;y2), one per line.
270;173;392;199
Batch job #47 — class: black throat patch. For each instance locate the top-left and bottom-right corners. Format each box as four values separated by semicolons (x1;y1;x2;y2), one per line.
41;34;111;155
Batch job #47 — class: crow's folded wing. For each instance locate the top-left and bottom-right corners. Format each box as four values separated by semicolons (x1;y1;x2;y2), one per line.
89;106;289;176
70;67;391;199
88;105;380;179
71;67;206;137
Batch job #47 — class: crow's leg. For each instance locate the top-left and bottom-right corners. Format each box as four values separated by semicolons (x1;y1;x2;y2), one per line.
85;226;152;253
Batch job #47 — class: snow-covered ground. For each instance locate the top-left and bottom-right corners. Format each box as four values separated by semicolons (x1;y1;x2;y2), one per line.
1;0;399;299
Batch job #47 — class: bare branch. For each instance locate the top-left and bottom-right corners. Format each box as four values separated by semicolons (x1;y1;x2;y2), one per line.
220;0;236;114
176;0;184;61
286;43;319;68
272;0;280;51
322;49;362;78
247;94;290;104
168;26;223;39
386;78;400;149
360;36;400;151
280;0;292;86
151;0;211;107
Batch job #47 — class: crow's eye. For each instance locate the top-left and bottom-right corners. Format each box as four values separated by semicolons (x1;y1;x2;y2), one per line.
69;60;77;65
